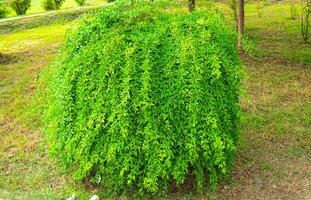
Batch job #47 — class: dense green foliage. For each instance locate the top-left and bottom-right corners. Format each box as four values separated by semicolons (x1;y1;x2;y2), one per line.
43;2;242;194
10;0;31;15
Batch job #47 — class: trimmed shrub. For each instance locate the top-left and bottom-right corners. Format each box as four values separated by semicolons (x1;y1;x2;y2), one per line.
43;2;242;194
75;0;85;6
41;0;64;10
53;0;64;9
42;0;55;10
10;0;31;15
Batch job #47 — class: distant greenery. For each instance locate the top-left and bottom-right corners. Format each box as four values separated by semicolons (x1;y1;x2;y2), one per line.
42;1;242;194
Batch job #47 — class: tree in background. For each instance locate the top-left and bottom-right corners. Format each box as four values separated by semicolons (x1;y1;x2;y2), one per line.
42;0;55;10
0;1;10;18
54;0;64;9
42;0;65;10
75;0;86;6
301;0;311;42
229;0;238;29
188;0;195;11
227;0;244;48
238;0;244;48
10;0;31;15
290;4;299;20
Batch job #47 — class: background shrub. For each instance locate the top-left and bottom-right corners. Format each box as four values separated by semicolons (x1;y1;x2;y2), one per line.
74;0;85;6
42;0;55;10
53;0;64;9
42;0;64;10
10;0;31;15
301;0;311;42
290;4;299;20
0;9;5;18
0;1;9;18
43;1;242;194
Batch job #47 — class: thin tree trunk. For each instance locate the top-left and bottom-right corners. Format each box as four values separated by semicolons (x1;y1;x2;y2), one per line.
238;0;244;48
188;0;195;12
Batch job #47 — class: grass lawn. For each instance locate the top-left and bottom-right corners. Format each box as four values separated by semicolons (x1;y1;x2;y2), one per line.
0;2;310;199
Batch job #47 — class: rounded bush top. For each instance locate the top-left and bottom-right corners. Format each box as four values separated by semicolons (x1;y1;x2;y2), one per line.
44;1;242;194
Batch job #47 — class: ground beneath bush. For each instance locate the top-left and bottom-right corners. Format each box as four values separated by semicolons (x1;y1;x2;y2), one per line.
0;3;310;200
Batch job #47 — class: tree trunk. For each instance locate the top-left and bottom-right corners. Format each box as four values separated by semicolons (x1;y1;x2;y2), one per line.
188;0;195;12
238;0;244;48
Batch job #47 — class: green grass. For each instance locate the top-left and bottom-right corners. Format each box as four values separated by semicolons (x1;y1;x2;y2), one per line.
0;23;83;199
0;2;310;199
210;2;311;64
244;4;311;64
0;7;101;34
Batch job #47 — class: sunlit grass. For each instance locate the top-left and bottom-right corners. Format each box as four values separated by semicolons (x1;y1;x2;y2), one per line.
0;17;103;198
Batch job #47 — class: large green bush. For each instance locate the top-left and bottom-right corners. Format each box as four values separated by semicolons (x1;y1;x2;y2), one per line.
43;2;242;194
